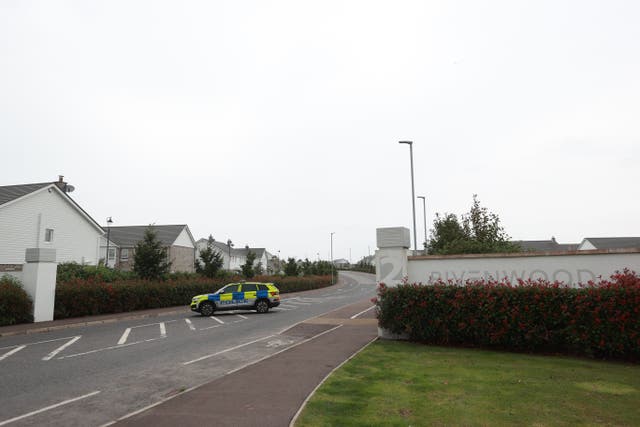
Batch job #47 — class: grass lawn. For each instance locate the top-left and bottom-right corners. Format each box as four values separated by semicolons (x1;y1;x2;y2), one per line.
295;341;640;427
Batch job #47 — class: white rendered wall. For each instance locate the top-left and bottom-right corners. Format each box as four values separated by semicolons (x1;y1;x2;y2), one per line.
407;252;640;286
0;188;102;264
173;228;194;248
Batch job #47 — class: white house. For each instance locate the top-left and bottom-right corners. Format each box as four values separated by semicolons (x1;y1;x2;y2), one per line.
195;238;272;273
0;177;105;265
578;237;640;251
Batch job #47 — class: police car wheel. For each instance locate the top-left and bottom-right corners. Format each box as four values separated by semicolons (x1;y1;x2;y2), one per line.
200;302;215;316
255;300;269;313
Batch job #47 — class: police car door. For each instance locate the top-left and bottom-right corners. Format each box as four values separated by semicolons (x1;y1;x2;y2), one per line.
218;284;240;310
239;283;257;308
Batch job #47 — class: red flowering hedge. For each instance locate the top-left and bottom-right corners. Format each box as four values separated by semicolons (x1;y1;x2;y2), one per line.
0;275;34;326
54;274;332;319
375;270;640;361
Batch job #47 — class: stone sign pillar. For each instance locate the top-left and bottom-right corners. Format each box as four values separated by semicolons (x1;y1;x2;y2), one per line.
375;227;410;286
376;227;410;340
22;248;57;322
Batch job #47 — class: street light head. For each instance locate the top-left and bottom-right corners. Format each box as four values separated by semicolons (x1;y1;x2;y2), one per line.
107;217;113;225
417;196;426;200
399;140;413;145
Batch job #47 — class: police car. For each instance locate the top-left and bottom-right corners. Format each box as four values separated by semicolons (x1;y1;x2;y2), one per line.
191;282;280;316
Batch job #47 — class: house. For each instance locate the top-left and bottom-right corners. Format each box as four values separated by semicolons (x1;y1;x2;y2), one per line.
105;225;196;273
578;237;640;251
332;258;350;269
195;238;273;273
512;237;578;252
0;176;104;265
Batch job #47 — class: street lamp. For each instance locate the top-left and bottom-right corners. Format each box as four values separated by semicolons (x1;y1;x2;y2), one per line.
417;196;427;252
330;232;335;285
105;217;113;268
399;141;417;251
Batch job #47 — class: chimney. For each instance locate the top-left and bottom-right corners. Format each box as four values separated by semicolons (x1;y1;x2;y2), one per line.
54;175;67;190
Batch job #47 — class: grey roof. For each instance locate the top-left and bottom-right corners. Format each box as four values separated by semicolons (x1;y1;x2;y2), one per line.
0;182;51;206
583;237;640;250
108;225;190;247
234;248;266;259
512;239;579;252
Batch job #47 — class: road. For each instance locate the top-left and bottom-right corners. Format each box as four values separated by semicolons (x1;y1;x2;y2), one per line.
0;271;377;427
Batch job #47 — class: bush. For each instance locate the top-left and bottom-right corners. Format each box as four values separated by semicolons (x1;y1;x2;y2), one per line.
54;274;333;319
0;275;33;326
375;270;640;361
57;262;136;283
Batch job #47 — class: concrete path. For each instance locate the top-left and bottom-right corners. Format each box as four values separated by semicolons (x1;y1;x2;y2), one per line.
110;298;378;427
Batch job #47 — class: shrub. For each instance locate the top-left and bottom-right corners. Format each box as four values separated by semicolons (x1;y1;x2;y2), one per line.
0;275;33;326
54;274;333;319
57;262;136;284
375;270;640;361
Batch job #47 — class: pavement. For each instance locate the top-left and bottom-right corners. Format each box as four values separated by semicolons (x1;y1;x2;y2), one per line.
0;288;380;427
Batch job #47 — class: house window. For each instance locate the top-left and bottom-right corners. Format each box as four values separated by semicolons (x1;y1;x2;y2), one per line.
108;248;116;262
120;248;129;261
44;229;54;242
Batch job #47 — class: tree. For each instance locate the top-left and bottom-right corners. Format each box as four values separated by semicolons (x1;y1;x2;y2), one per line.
284;257;299;276
241;250;257;278
196;235;224;278
428;195;521;255
133;226;171;279
254;261;264;275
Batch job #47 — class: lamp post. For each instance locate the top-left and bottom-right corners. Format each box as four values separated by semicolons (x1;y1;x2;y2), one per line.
105;217;113;268
399;141;417;251
417;196;427;252
330;232;335;285
227;239;233;270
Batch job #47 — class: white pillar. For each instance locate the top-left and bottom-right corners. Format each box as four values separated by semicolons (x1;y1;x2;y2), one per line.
375;227;410;339
22;248;58;322
375;227;410;286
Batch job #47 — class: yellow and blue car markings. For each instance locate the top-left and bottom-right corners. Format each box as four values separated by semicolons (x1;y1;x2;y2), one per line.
191;283;280;313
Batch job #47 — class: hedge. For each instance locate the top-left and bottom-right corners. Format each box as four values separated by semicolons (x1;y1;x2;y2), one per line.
54;274;333;319
0;275;33;326
375;269;640;361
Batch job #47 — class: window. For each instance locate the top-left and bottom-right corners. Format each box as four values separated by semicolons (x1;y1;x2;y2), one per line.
120;248;129;261
108;248;116;262
258;284;269;291
222;284;240;294
241;283;257;292
44;228;54;242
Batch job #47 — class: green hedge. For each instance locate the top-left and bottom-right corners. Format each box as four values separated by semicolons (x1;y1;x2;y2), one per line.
375;270;640;361
0;275;33;326
54;274;333;319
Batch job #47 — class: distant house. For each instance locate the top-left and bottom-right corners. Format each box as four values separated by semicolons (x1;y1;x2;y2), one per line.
105;225;196;273
0;177;104;265
332;258;350;269
512;237;578;252
578;237;640;251
195;238;272;273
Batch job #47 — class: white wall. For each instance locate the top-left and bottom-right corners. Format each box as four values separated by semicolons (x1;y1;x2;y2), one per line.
173;228;194;248
407;251;640;286
0;188;103;264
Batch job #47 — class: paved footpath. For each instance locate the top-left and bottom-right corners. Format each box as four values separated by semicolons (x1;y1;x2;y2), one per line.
110;298;379;427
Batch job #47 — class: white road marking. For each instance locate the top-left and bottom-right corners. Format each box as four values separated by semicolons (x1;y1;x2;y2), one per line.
0;345;26;362
210;316;225;324
278;304;298;309
159;322;166;337
0;335;81;350
185;319;195;330
350;305;376;319
287;301;311;305
59;337;166;359
42;336;81;361
183;335;275;366
117;328;131;345
0;390;101;426
236;314;248;320
199;324;221;331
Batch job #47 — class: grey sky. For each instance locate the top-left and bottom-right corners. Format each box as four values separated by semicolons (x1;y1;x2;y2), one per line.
1;1;638;262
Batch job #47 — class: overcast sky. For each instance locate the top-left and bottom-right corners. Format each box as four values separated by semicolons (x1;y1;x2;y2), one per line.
1;0;638;262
